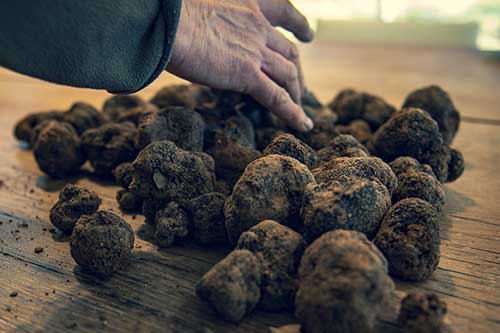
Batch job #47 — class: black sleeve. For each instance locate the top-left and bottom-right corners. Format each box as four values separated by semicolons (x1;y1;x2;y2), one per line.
0;0;182;93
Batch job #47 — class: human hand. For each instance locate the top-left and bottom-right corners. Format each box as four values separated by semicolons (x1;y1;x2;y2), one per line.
167;0;315;132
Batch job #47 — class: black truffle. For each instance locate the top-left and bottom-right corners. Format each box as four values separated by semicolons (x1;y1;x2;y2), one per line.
116;189;143;213
113;162;134;189
374;198;440;281
236;220;306;310
50;184;102;233
102;94;145;121
154;202;190;248
334;119;372;144
63;102;108;135
14;110;65;144
316;134;369;165
447;148;465;182
196;249;262;322
399;291;448;333
263;134;319;169
70;211;134;276
188;192;227;245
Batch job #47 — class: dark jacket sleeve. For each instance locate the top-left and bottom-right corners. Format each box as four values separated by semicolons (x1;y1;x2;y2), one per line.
0;0;181;93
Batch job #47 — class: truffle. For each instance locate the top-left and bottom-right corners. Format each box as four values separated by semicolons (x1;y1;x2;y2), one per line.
207;130;262;187
63;102;108;135
421;145;451;183
33;121;86;178
196;250;262;322
334;119;372;144
219;114;256;148
224;155;315;244
150;84;210;109
399;291;448;333
50;184;102;233
316;134;369;165
312;156;398;194
255;127;286;151
137;106;205;151
14;110;65;144
70;211;134;276
374;198;440;281
296;230;394;333
154;202;190;248
116;189;143;213
188;192;227;245
447;148;465;182
370;108;444;162
263;134;319;169
236;220;306;310
129;140;214;205
403;85;460;145
102;94;145;121
389;157;436;179
81;122;138;177
115;103;159;125
301;87;323;109
392;171;446;213
113;162;134;189
296;106;338;150
301;179;391;241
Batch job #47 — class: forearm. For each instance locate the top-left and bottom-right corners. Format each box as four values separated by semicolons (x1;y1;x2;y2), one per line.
0;0;181;93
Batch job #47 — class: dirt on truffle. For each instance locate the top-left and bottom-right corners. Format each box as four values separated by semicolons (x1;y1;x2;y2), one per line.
236;220;306;310
81;122;138;177
374;198;440;281
33;121;86;178
295;230;394;333
316;134;369;165
50;184;102;233
196;249;262;322
263;134;318;169
399;291;448;333
224;155;315;244
70;210;134;276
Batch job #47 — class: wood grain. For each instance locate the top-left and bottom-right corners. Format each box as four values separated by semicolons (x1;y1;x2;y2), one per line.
1;42;499;333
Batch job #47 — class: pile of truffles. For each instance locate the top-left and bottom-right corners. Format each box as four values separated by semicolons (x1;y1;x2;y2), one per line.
15;84;461;332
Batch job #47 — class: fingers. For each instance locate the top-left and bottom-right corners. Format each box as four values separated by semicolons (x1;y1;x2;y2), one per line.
246;71;313;132
261;48;301;104
266;27;305;93
257;0;314;42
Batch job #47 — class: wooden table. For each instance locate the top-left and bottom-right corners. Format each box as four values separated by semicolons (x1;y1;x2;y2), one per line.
1;42;499;333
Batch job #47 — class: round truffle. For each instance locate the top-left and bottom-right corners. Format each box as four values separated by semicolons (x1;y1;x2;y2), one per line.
316;134;369;165
224;155;315;244
399;291;447;333
236;220;306;310
102;94;145;121
33;121;86;178
374;198;440;281
14;110;65;144
63;102;108;135
392;171;446;213
113;162;135;189
447;148;465;182
116;189;142;213
334;119;372;144
50;184;102;233
389;157;436;179
70;211;134;276
189;192;227;245
154;202;190;248
263;134;319;169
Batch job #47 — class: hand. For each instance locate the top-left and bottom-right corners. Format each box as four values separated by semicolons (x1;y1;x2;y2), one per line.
167;0;315;132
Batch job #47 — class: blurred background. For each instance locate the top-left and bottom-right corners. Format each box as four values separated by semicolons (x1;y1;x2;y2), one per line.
293;0;500;52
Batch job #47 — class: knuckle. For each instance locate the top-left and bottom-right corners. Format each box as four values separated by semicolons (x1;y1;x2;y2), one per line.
289;44;299;60
271;88;289;108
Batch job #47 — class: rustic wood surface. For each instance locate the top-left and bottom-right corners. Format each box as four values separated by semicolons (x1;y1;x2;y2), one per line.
0;42;499;333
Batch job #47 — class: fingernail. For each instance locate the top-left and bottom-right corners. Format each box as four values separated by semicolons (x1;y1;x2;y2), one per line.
302;117;314;132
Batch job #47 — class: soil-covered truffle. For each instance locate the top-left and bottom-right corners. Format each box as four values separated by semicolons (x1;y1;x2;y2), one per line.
81;122;138;177
328;89;396;130
447;148;465;182
334;119;372;144
389;157;436;179
263;134;319;169
129;140;214;205
113;162;134;189
371;108;444;162
218;114;256;148
154;202;190;248
115;103;159;125
255;127;286;151
70;210;134;276
33;121;86;178
302;179;391;241
236;220;306;310
63;102;108;135
224;155;315;244
102;95;145;121
189;192;227;245
116;189;143;213
374;198;440;281
14;111;65;144
296;106;338;150
421;145;451;183
312;156;398;194
196;249;262;322
301;88;323;109
316;134;369;165
399;291;448;333
137;106;205;151
207;130;262;187
392;171;446;213
50;184;102;233
150;84;212;109
296;230;394;333
403;85;460;145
